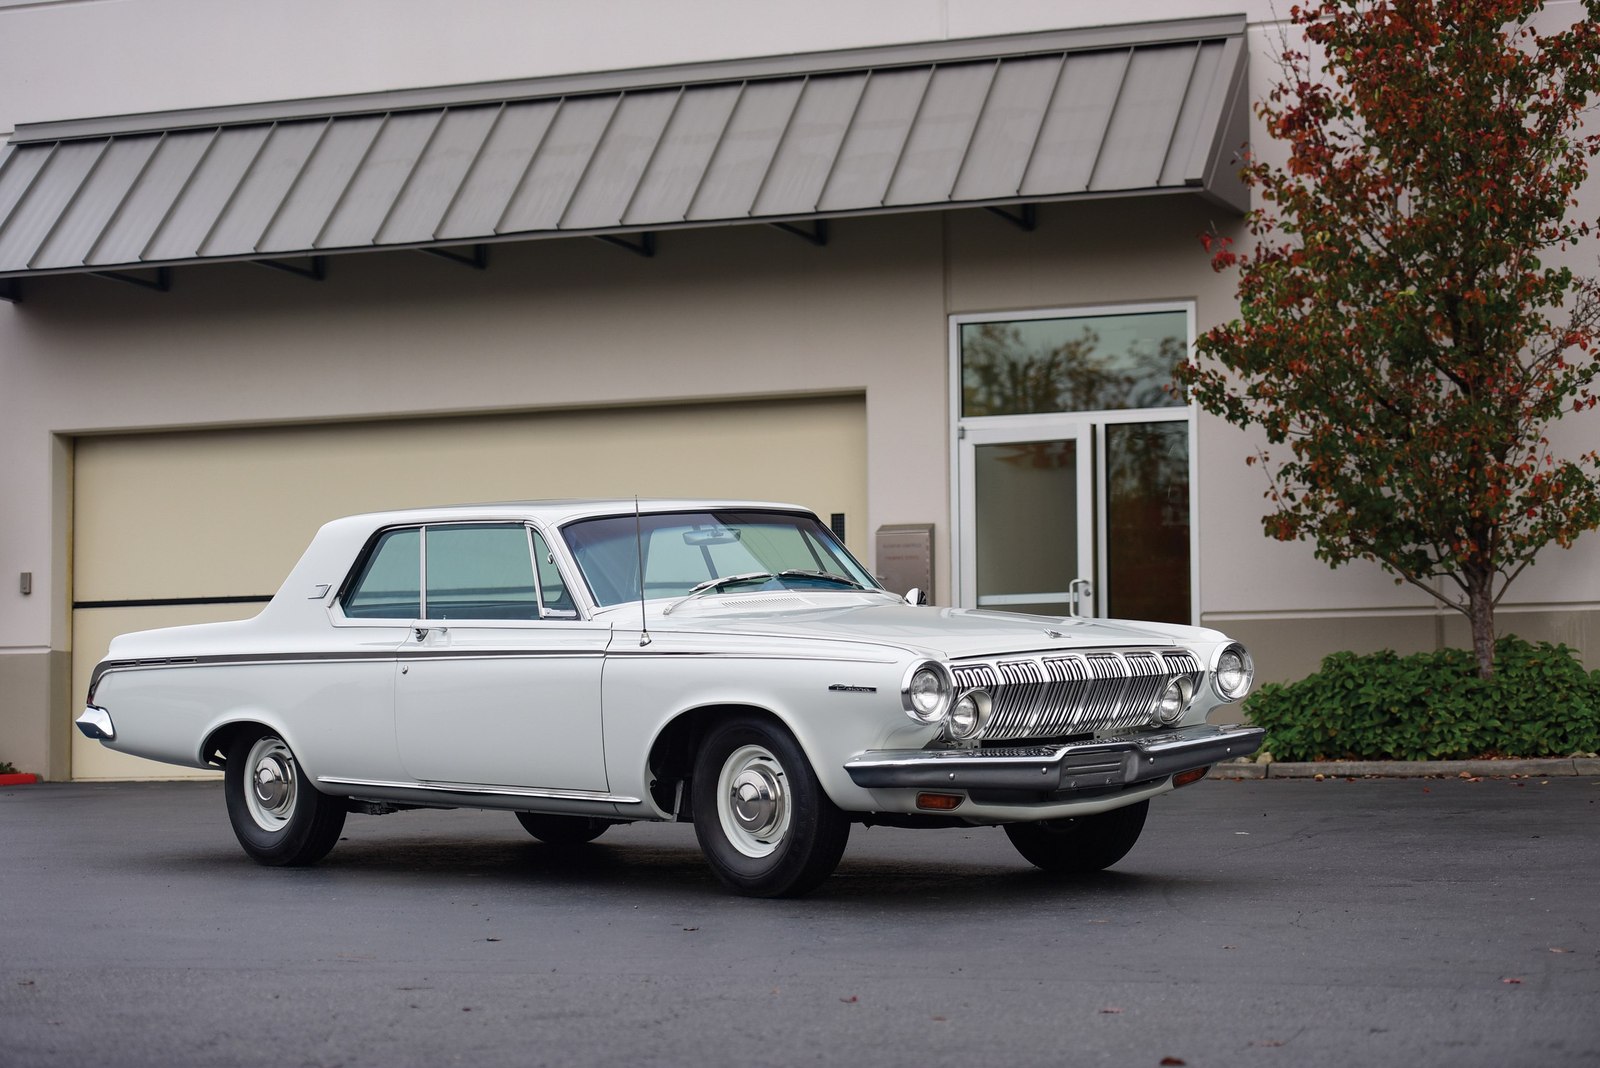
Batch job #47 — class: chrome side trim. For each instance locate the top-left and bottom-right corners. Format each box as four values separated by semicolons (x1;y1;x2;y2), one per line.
843;723;1264;793
316;776;642;805
76;705;116;741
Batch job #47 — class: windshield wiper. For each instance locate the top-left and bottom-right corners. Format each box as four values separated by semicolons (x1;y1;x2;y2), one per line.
778;569;866;590
662;572;774;615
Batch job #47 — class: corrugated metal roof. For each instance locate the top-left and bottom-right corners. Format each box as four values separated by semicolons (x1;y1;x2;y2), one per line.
0;16;1248;280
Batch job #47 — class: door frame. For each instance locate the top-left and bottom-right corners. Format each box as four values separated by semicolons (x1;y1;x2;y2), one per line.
949;302;1202;625
957;418;1095;616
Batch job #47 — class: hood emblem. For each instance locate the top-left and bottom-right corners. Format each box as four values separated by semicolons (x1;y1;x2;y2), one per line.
829;684;877;694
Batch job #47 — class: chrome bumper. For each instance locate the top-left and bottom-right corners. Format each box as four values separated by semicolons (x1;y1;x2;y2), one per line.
844;723;1264;793
76;705;116;741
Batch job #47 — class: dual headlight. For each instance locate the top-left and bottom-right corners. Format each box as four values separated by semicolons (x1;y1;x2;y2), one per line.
1211;642;1255;703
902;661;990;742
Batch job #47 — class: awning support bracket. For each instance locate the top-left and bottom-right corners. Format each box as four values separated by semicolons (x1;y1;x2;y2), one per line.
596;232;656;258
987;204;1037;232
254;256;327;281
771;220;829;247
423;245;488;270
91;267;171;292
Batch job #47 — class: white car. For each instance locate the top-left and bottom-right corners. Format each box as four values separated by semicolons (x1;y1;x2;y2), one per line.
78;500;1263;897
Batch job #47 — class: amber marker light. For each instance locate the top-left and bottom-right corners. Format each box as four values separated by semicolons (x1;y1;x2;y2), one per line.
915;793;964;811
1172;766;1211;789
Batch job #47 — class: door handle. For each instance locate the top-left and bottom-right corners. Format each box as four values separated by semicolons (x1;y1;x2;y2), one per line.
1067;578;1093;617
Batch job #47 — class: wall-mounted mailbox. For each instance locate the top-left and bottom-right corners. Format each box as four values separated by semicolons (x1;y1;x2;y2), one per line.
874;524;933;602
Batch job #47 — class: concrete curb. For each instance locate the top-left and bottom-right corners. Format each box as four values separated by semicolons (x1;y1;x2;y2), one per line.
1209;757;1600;780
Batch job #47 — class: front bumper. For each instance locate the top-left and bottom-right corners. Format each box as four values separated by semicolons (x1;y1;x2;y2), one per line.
844;723;1264;794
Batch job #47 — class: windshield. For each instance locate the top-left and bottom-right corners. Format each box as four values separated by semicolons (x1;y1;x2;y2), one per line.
562;510;882;607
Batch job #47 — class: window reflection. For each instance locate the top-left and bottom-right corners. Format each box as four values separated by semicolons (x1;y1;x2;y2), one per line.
960;311;1186;417
1105;422;1190;623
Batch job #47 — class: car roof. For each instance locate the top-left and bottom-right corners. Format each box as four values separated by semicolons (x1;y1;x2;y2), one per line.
337;498;815;529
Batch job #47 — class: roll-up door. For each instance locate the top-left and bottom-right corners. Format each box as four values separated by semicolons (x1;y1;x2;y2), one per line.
71;395;866;779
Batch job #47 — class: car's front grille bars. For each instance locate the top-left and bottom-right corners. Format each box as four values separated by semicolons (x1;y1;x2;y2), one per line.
953;649;1203;741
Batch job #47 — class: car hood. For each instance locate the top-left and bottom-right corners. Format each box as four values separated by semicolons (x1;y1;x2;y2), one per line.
635;595;1220;661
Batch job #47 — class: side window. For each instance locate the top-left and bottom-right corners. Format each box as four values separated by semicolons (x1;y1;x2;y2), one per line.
530;530;576;614
344;528;421;619
425;524;538;620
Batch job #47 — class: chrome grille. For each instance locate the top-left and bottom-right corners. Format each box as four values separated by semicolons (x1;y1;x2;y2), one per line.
954;649;1204;741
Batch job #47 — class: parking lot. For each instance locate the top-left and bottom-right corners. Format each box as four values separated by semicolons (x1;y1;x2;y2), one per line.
2;775;1597;1067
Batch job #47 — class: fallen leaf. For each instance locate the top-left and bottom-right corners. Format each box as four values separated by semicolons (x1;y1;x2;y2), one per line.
840;995;859;1003
1223;945;1237;950
1100;1007;1123;1014
1421;787;1431;793
1501;977;1523;984
682;927;699;932
1160;1058;1187;1066
931;1015;948;1022
1252;1040;1286;1048
484;937;501;942
1550;947;1573;954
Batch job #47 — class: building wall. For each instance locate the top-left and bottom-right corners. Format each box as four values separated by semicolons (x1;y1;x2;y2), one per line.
2;0;1598;776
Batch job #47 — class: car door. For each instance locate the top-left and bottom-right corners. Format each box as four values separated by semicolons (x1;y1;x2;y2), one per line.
393;522;610;792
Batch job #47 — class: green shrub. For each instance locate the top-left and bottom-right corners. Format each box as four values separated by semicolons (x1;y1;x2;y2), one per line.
1242;636;1600;761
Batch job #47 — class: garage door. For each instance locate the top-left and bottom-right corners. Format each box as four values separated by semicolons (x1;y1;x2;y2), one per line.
71;395;867;779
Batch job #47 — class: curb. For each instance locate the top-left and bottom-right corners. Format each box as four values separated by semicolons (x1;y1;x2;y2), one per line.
1209;758;1600;780
0;772;40;786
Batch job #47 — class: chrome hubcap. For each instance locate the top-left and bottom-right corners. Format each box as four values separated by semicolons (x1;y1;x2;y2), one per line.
717;744;789;858
731;767;782;836
243;737;297;832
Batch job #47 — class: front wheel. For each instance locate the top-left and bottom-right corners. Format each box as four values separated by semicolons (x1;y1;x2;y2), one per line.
1003;800;1149;873
691;717;850;897
514;812;615;845
224;732;346;866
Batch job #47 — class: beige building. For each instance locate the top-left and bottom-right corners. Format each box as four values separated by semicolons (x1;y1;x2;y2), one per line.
2;0;1597;780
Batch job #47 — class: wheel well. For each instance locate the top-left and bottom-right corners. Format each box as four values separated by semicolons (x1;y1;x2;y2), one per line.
646;704;784;819
199;721;270;768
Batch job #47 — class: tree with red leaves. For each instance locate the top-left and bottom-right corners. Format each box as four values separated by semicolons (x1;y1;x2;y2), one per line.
1180;0;1600;679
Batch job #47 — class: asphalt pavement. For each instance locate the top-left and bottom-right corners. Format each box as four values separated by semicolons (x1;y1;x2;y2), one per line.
2;775;1597;1067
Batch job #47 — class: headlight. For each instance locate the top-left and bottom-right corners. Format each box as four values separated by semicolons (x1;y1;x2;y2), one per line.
902;661;953;724
1156;677;1192;724
1211;643;1255;702
945;690;992;741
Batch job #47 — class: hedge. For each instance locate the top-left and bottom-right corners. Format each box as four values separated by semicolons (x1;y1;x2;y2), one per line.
1242;637;1600;761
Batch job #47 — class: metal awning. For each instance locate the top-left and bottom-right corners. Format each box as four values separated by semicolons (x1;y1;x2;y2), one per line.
0;16;1248;283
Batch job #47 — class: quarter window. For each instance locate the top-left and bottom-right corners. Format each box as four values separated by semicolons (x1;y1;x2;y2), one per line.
344;528;421;619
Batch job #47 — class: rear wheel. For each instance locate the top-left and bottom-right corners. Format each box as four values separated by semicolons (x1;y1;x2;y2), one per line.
224;732;345;866
691;716;850;897
514;812;615;845
1003;800;1149;873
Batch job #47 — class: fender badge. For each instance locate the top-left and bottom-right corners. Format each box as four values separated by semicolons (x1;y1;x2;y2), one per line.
828;684;877;694
1045;629;1064;638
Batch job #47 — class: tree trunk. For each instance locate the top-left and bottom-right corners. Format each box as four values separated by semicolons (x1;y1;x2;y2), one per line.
1465;567;1496;680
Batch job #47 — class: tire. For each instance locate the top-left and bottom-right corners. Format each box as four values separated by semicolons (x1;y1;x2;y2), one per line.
224;731;346;866
691;716;850;898
1003;800;1149;873
514;812;615;845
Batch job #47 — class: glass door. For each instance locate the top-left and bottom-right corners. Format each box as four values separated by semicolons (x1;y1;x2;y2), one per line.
958;422;1095;617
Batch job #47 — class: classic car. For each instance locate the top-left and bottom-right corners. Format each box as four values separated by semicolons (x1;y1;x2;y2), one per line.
78;499;1263;897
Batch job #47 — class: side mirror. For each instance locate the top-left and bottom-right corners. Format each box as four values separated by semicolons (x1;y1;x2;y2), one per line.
903;587;928;606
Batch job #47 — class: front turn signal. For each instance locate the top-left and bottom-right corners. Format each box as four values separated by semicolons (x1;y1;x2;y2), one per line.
1172;766;1210;789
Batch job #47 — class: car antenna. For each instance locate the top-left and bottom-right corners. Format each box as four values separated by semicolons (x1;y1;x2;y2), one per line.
635;496;652;647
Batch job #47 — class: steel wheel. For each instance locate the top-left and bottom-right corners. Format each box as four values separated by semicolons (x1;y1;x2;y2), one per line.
715;743;792;859
224;730;345;867
242;736;299;833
